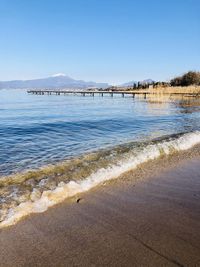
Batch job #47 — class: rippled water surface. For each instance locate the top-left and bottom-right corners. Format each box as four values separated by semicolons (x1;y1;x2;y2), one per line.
1;89;200;176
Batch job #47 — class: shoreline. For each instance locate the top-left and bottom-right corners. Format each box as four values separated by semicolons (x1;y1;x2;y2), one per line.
1;131;200;228
0;146;200;266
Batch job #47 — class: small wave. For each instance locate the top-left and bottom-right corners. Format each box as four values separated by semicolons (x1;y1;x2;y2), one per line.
1;131;200;228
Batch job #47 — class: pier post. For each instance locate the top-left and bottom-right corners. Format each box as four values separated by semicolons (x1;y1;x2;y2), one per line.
122;93;124;97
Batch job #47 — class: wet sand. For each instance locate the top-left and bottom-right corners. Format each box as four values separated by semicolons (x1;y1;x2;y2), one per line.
0;154;200;266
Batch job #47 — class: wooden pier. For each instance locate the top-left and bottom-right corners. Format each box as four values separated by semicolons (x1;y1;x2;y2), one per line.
27;89;200;98
27;89;150;98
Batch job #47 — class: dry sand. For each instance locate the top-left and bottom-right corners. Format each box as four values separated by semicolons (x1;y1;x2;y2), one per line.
0;150;200;267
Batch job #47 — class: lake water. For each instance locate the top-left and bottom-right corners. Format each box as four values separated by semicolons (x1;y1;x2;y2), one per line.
1;89;200;176
1;89;200;227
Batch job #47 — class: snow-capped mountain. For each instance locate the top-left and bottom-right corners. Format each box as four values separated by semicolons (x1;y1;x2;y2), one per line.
0;74;110;89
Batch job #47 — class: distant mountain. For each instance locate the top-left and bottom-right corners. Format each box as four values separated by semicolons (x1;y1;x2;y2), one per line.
120;79;154;87
141;79;154;84
0;74;110;89
120;80;138;87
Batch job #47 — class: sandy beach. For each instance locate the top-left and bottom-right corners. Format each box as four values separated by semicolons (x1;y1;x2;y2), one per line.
1;0;200;266
0;147;200;267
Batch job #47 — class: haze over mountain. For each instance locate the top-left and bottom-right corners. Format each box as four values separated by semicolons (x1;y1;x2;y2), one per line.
0;74;110;89
0;74;155;90
120;79;154;87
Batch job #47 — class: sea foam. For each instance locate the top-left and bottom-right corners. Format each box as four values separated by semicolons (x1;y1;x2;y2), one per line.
1;131;200;228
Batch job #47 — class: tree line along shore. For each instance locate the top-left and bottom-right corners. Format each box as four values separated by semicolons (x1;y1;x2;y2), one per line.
106;71;200;94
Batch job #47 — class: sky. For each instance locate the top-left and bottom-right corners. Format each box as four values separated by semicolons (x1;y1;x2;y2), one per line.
0;0;199;84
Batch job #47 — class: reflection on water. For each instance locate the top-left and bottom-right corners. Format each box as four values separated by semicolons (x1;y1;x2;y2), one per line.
0;89;200;176
146;95;200;115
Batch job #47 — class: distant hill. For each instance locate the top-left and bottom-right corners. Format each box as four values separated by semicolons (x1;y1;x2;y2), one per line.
0;74;110;89
120;80;138;87
120;79;154;87
141;79;154;84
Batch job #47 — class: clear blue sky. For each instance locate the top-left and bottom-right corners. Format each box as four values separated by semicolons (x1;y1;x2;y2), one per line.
0;0;199;84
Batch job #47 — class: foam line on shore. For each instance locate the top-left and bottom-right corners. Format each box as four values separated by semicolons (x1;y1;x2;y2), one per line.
1;131;200;228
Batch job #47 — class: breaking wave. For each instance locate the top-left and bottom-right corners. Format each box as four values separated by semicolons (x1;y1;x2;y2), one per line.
1;131;200;228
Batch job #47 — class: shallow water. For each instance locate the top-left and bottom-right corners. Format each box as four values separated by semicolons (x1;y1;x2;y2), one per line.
1;89;200;226
1;89;200;176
